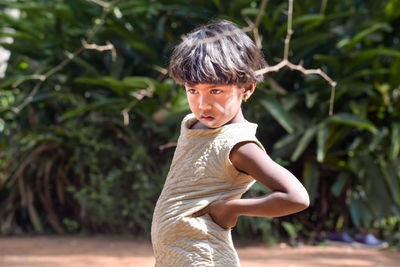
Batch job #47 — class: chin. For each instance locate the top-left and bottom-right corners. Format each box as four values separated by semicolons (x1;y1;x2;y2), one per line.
207;122;225;129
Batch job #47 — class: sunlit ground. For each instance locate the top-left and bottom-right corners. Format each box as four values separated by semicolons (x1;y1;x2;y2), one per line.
0;236;399;267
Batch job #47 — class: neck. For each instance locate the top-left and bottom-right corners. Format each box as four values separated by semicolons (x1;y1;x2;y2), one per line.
227;108;245;124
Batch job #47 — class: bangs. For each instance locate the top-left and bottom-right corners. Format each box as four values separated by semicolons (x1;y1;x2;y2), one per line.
169;20;265;86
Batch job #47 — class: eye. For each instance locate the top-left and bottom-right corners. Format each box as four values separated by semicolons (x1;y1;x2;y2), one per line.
210;89;222;94
186;89;197;94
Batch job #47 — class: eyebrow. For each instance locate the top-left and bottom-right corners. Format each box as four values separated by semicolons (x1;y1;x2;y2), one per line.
186;85;223;90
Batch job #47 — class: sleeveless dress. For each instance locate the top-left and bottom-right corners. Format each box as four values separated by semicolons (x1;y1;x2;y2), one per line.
151;113;264;267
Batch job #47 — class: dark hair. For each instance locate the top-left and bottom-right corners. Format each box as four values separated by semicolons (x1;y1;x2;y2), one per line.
169;19;266;86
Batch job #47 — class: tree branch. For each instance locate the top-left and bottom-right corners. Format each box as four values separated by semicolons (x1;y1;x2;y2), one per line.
11;0;121;114
253;0;337;115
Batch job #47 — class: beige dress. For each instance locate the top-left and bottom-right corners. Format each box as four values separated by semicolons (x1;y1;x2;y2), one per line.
151;114;264;267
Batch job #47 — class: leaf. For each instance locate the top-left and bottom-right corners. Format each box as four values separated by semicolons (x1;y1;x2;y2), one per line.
378;157;400;205
350;192;372;228
303;162;320;205
292;33;332;51
0;77;18;89
337;23;391;50
59;98;124;121
293;14;325;25
122;77;158;88
69;57;100;76
75;76;126;95
331;173;349;197
326;113;378;133
385;0;400;19
324;10;360;22
313;54;341;72
361;154;394;218
75;76;158;96
260;99;294;134
241;8;259;16
305;91;318;108
0;1;50;10
276;14;324;37
342;69;390;82
127;40;157;61
212;0;221;8
282;221;299;239
390;123;400;159
355;48;400;59
291;126;317;161
0;118;4;132
368;127;388;152
273;132;301;150
317;124;329;162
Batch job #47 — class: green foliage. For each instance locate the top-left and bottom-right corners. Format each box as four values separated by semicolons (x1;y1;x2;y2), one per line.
1;0;400;247
249;0;400;242
379;216;400;248
0;0;191;235
282;221;302;243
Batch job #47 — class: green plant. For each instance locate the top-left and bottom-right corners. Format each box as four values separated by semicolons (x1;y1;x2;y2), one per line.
1;0;399;246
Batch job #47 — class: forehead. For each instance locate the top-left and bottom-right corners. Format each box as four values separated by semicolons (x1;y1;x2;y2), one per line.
185;83;240;90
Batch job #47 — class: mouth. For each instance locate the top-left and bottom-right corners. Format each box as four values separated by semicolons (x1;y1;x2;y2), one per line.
201;115;214;121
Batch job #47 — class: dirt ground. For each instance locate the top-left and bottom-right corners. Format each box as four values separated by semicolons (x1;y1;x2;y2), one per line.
0;236;399;267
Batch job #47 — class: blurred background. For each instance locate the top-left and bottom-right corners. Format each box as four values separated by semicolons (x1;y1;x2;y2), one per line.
0;0;399;249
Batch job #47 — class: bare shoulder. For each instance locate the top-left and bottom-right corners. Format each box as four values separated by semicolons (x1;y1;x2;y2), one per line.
230;141;273;174
230;141;310;210
230;141;265;158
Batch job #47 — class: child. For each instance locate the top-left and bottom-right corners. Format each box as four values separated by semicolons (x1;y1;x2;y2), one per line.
151;19;310;267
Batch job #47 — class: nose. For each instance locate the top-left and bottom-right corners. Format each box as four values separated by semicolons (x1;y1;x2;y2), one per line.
198;95;212;111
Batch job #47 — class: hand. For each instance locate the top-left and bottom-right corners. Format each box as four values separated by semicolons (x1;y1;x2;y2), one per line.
192;199;239;229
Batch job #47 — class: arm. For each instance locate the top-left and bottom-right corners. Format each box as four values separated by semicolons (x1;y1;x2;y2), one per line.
229;141;310;217
193;142;310;229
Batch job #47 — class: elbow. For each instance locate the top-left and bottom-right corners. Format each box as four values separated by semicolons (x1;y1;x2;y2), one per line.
292;190;310;212
299;193;310;210
299;191;310;211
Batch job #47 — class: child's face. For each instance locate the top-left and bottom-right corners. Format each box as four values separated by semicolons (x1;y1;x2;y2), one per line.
184;83;245;128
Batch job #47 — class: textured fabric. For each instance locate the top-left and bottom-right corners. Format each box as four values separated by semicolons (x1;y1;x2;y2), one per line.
151;113;264;267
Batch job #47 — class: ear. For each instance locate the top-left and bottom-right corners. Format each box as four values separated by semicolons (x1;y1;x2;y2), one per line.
243;82;256;101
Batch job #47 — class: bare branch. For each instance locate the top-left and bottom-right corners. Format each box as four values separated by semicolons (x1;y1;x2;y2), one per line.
329;84;336;116
82;39;116;61
12;74;45;88
86;0;110;9
266;76;287;94
11;0;337;117
320;0;328;14
82;39;114;51
283;0;294;60
159;142;177;151
12;0;121;114
251;0;269;48
254;0;337;115
153;65;168;75
254;0;269;29
11;80;43;114
121;109;129;126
